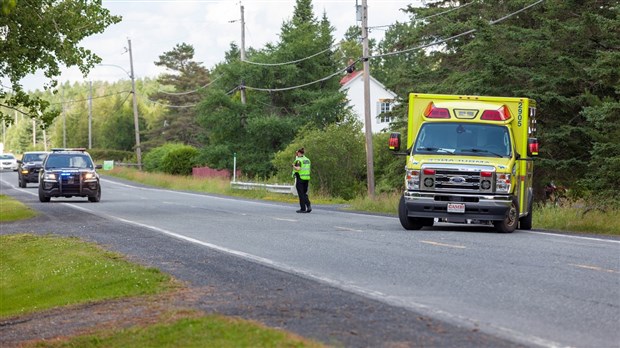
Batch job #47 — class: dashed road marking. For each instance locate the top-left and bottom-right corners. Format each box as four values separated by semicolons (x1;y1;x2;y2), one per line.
420;240;466;249
335;226;363;232
569;264;619;274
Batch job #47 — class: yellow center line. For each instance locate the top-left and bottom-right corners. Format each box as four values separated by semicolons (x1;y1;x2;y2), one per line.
569;264;619;274
420;240;467;249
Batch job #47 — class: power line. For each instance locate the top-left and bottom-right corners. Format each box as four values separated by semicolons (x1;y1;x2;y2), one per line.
238;0;544;93
50;91;132;105
156;75;222;96
241;43;341;67
369;1;476;30
148;99;198;108
243;58;361;92
369;0;545;60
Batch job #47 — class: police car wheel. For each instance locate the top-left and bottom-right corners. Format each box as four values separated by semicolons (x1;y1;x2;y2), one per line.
38;189;51;202
88;186;101;202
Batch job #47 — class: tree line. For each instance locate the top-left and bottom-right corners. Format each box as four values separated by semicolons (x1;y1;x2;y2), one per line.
2;0;618;203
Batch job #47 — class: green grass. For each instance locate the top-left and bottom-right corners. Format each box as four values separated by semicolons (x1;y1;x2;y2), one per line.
0;194;38;221
0;234;175;318
533;204;620;235
32;315;323;348
1;233;325;347
105;167;343;205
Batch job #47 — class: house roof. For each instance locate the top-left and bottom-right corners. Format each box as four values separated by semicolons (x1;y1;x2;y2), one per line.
339;70;361;86
339;70;397;98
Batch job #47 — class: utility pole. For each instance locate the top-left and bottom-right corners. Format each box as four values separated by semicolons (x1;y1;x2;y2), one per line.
62;87;66;148
42;124;47;151
361;0;375;197
128;38;142;170
32;119;36;147
88;80;93;149
239;4;246;105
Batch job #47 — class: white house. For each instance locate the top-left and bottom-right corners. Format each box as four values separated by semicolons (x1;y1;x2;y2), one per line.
339;70;398;133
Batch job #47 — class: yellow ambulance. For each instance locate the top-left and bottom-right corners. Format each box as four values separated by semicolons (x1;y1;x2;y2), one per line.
389;93;539;233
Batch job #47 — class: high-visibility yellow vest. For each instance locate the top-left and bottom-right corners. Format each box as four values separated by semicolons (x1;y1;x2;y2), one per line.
292;155;311;180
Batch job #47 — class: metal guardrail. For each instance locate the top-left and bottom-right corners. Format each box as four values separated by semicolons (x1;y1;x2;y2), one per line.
230;181;296;195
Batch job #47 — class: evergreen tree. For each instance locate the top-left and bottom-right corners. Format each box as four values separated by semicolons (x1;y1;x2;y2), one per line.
146;43;211;149
376;0;619;201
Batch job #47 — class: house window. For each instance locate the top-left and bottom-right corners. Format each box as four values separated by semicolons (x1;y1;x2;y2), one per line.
377;99;394;123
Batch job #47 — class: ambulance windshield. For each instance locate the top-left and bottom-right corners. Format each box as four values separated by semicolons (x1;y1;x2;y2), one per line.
413;123;512;158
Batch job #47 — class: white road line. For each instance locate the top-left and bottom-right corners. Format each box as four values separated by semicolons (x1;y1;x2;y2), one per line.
420;240;467;249
569;263;619;274
525;231;620;244
1;176;568;347
273;217;297;222
335;226;363;232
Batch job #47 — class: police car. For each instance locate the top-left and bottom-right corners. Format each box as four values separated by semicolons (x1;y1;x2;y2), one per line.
38;148;102;202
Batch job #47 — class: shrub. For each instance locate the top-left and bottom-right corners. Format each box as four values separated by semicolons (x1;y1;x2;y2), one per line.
160;145;199;175
272;120;366;200
143;143;186;172
87;148;135;163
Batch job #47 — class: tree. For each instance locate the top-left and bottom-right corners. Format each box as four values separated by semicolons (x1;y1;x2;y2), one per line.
146;43;211;149
375;0;619;202
0;0;120;126
196;0;351;178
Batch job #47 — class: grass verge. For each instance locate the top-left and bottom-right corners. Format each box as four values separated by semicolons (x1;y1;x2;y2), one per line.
33;315;323;348
105;167;344;205
0;202;325;347
533;204;620;235
0;194;37;221
0;234;176;318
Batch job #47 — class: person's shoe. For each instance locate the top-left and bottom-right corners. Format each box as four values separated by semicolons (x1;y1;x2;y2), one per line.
296;209;306;213
306;205;312;213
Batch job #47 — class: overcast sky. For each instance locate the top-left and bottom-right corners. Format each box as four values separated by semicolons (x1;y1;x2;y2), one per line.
18;0;421;91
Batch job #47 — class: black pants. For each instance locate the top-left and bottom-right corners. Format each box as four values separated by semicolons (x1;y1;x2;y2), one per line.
295;178;310;211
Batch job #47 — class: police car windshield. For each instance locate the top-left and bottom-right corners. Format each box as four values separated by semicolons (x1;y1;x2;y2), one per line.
45;154;93;169
413;123;512;158
23;153;47;162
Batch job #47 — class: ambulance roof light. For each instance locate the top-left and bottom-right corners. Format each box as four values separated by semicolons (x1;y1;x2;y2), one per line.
481;105;511;121
424;102;451;119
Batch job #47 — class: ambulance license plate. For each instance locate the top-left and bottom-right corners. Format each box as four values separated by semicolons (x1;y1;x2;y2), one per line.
447;203;465;213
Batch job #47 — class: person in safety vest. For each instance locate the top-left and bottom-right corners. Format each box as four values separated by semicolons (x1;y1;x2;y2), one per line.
292;147;311;213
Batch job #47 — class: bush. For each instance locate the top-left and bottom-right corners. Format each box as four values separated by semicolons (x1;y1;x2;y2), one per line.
372;131;407;194
160;146;199;175
87;149;135;163
143;143;187;173
272;120;366;200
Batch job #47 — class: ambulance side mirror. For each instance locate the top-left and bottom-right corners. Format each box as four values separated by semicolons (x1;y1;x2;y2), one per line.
389;132;401;152
528;138;539;157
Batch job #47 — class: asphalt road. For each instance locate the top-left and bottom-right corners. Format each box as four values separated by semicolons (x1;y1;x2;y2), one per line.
1;171;619;348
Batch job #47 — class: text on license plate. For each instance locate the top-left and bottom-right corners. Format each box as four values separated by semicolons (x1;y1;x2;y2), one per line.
447;203;465;213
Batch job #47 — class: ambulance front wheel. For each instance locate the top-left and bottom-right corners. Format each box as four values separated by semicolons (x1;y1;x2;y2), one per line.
399;195;424;230
494;198;519;233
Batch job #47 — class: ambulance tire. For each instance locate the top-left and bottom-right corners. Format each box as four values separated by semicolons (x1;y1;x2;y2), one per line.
519;199;533;230
399;195;424;230
494;198;519;233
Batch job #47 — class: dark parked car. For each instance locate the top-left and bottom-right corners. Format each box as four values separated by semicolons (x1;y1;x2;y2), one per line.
38;148;102;202
17;151;48;187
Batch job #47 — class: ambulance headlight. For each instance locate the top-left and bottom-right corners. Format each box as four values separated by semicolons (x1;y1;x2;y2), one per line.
496;174;512;193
